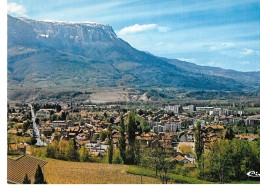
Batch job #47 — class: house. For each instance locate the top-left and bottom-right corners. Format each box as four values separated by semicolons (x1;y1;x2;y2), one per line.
174;155;191;164
52;120;73;128
7;155;47;184
39;126;53;138
204;125;224;134
236;134;260;141
137;132;157;146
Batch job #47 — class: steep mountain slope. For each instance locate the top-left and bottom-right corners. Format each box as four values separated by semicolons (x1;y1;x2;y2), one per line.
8;15;254;100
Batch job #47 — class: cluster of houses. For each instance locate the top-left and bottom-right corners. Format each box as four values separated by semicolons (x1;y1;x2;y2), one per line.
7;103;260;166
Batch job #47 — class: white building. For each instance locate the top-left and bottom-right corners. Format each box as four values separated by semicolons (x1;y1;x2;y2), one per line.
183;105;195;112
165;105;182;114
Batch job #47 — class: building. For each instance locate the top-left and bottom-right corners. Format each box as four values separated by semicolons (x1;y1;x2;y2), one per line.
153;125;165;133
209;108;223;116
165;121;182;132
183;105;195;112
36;109;55;120
7;155;48;184
165;105;182;114
195;107;214;112
52;120;74;128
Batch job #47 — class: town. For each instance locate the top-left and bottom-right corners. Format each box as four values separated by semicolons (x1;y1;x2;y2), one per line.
7;99;260;184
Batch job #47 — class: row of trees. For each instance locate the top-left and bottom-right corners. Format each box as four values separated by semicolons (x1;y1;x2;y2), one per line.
106;111;148;165
117;112;141;165
45;139;90;162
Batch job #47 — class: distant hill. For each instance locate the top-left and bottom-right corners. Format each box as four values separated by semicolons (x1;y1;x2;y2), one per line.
166;58;260;90
7;15;260;100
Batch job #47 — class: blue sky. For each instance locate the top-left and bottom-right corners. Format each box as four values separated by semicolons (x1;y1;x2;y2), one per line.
7;0;260;71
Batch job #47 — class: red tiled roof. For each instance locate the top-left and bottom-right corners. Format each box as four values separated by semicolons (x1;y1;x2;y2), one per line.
175;155;185;162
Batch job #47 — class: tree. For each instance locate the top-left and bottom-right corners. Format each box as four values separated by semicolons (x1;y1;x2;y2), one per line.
202;139;260;183
61;112;67;120
35;118;40;125
112;148;123;164
253;125;258;135
144;144;174;184
23;120;31;133
79;146;90;162
118;115;126;163
225;126;235;140
34;164;47;184
125;111;137;164
31;129;37;145
50;114;57;121
107;125;113;164
99;129;109;141
134;139;141;165
140;118;150;133
45;144;56;158
65;139;78;161
23;174;31;184
56;104;61;112
195;122;204;162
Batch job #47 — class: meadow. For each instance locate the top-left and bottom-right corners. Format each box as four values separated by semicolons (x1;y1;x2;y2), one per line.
43;158;161;184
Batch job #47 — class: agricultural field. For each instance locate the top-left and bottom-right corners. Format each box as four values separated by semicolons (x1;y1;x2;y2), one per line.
44;158;161;184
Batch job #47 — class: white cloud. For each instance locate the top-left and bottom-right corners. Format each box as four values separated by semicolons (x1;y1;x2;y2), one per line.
118;24;170;35
7;3;27;16
118;24;157;35
208;42;235;51
177;58;197;63
241;48;260;56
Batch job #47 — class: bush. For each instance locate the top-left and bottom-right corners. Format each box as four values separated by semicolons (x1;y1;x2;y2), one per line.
113;155;123;164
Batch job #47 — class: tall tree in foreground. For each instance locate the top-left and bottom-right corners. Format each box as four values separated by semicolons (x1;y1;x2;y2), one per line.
195;121;204;179
118;115;126;163
107;124;113;164
195;122;204;163
34;164;47;184
126;111;138;164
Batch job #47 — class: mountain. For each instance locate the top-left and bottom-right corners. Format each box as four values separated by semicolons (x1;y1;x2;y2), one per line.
7;15;259;101
166;58;260;89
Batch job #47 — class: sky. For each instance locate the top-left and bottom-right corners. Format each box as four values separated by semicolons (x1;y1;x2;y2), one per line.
6;0;260;72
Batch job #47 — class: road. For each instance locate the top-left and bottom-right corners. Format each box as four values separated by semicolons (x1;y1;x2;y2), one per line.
29;103;46;146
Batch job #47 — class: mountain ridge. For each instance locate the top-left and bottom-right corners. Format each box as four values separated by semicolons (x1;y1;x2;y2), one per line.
7;15;260;101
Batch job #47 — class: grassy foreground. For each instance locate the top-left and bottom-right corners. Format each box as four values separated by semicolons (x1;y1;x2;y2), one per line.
127;166;213;184
43;158;161;184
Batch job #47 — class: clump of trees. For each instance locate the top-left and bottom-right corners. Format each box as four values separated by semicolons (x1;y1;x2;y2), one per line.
45;139;90;162
200;139;260;183
140;143;175;184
